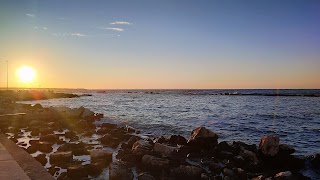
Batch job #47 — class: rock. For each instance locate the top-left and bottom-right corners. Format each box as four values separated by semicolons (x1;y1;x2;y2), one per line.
259;135;279;156
279;144;295;156
90;149;112;165
171;165;203;180
65;131;77;139
85;162;104;177
57;172;67;180
154;143;177;157
38;141;53;153
201;173;210;180
274;171;292;180
26;145;38;154
137;173;156;180
187;126;218;149
98;134;121;148
35;154;47;166
127;136;140;149
81;107;94;118
39;134;58;142
100;123;117;129
132;140;153;158
217;141;233;152
209;162;223;174
233;155;247;168
58;142;89;155
141;155;170;171
109;161;134;180
32;103;43;109
50;151;73;164
233;168;247;180
251;175;265;180
239;147;259;165
48;166;59;176
169;135;187;145
310;154;320;167
67;165;87;179
223;168;235;177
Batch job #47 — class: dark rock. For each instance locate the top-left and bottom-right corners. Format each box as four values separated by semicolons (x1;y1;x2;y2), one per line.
126;136;140;149
35;154;47;166
154;143;177;157
67;165;87;179
217;141;233;152
39;134;58;142
187;126;218;149
100;123;117;129
58;142;89;156
239;147;259;165
26;145;38;154
259;135;280;156
141;155;170;171
274;171;292;180
279;144;295;156
209;162;223;174
38;141;53;153
57;172;67;180
132;140;153;158
48;166;59;176
98;134;120;148
233;168;247;180
251;175;265;180
85;162;104;177
50;151;73;164
109;161;134;180
137;172;156;180
171;165;203;180
65;131;77;140
310;154;320;167
169;135;187;145
233;155;247;168
90;149;112;165
222;168;235;177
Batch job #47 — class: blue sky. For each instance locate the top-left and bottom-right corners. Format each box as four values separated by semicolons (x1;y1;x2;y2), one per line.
0;0;319;89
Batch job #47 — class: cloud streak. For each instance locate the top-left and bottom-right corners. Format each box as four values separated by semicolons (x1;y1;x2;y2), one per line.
26;14;35;17
71;33;86;37
104;27;124;32
110;21;132;25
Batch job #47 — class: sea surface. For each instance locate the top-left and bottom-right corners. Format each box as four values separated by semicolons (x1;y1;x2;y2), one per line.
21;89;320;156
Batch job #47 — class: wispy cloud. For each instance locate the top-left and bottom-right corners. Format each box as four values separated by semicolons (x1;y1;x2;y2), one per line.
104;27;124;32
26;14;35;18
43;27;47;30
71;33;86;37
110;21;132;25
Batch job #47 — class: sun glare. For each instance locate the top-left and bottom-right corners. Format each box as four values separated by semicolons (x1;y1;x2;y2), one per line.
17;66;36;83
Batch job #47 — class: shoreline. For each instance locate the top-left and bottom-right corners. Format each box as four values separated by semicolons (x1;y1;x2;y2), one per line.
0;93;319;179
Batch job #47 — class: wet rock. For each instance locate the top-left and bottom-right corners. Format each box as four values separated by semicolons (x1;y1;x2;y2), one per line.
67;165;87;179
137;172;156;180
274;171;292;180
233;168;247;180
81;108;94;119
40;134;58;142
32;103;43;109
201;173;210;180
26;145;38;154
65;131;77;140
251;175;265;180
98;134;121;148
35;154;47;166
239;147;259;165
38;141;53;153
109;161;134;180
48;166;59;176
50;151;73;164
233;155;247;168
222;168;235;177
132;140;153;158
213;176;223;180
125;125;136;133
154;143;177;157
169;135;187;145
279;144;295;155
310;154;320;167
217;141;233;152
259;135;280;156
58;142;89;156
171;165;203;180
141;155;170;171
90;149;112;165
85;162;104;177
100;123;117;129
57;172;67;180
187;126;218;149
209;162;223;174
126;136;140;149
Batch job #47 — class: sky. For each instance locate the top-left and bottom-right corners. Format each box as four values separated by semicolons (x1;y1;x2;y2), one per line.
0;0;319;89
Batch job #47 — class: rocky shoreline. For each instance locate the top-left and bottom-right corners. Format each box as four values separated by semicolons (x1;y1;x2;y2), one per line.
0;101;319;179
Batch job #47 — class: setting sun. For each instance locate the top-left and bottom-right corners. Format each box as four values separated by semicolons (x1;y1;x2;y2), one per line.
17;66;36;83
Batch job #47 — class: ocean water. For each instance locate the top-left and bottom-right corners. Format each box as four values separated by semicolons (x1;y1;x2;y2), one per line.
20;89;320;156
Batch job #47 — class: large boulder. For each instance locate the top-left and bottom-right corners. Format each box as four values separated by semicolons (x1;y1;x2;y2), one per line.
50;151;73;164
154;143;177;157
81;107;94;118
259;135;279;156
132;140;153;158
274;171;292;180
311;154;320;167
187;126;218;149
90;149;112;165
141;155;170;171
171;165;203;180
109;161;134;180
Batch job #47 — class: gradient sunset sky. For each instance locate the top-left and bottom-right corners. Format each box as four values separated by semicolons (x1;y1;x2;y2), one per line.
0;0;319;89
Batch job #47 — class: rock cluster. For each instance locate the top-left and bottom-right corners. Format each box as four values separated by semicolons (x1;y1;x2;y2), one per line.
0;101;315;180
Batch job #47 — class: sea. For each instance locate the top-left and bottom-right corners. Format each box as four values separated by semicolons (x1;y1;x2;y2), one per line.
20;89;320;156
